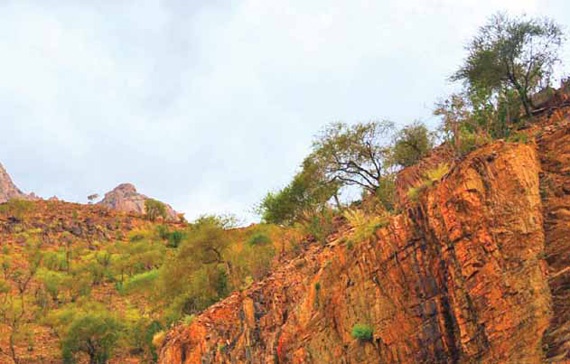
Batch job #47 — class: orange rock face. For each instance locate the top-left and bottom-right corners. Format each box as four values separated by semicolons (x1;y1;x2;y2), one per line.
159;138;556;363
537;110;570;361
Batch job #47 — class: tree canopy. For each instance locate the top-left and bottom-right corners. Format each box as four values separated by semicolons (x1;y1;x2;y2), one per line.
393;122;434;167
259;120;398;225
452;13;563;117
310;121;396;193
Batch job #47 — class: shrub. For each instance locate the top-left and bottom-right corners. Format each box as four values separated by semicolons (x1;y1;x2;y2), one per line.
351;324;373;341
407;185;423;202
0;199;34;219
295;209;335;245
123;269;159;294
156;225;170;240
375;173;397;212
425;163;450;182
37;269;66;303
343;209;389;243
43;251;69;272
145;199;167;221
507;131;529;144
247;232;272;246
456;127;492;156
182;314;195;325
167;230;186;248
152;331;166;350
393;122;434;167
407;163;451;202
59;309;122;364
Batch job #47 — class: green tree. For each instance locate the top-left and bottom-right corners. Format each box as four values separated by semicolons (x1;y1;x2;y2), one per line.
311;121;396;193
60;310;122;364
452;13;564;118
259;156;339;225
160;217;232;320
0;245;42;364
393;122;434;167
144;199;167;222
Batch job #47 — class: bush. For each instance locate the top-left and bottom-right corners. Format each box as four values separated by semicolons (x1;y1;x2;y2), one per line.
247;232;271;246
123;269;159;294
145;199;167;221
166;230;186;248
43;251;69;272
343;209;389;243
295;209;335;245
351;323;373;341
407;163;451;202
59;309;122;364
152;331;166;350
375;173;397;212
456;127;492;156
507;131;529;144
0;199;34;219
393;122;434;167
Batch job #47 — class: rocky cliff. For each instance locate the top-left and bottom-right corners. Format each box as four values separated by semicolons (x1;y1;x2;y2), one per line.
158;107;570;363
98;183;180;221
0;162;33;203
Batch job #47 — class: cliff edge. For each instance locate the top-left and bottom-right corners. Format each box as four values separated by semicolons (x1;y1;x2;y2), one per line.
158;107;570;363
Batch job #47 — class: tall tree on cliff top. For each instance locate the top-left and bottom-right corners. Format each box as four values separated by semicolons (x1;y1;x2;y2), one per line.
310;120;396;194
259;120;396;225
452;13;564;117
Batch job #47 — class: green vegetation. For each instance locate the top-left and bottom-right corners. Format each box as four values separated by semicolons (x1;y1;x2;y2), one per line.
248;232;272;246
0;12;566;363
407;163;451;202
259;120;405;234
343;209;389;243
451;13;563;118
436;13;564;157
393;122;434;167
259;156;340;225
145;199;167;221
0;204;291;362
0;199;34;220
309;121;396;194
59;308;122;364
351;323;373;341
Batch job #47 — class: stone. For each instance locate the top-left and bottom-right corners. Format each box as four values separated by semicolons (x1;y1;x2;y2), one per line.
98;183;180;221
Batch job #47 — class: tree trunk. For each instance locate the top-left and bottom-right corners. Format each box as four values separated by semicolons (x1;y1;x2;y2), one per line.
333;193;343;211
9;331;18;364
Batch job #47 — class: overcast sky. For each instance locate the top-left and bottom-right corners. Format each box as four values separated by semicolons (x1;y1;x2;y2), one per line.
0;0;568;223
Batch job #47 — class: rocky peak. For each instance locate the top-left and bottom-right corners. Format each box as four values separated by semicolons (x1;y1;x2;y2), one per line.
0;162;31;203
98;183;180;221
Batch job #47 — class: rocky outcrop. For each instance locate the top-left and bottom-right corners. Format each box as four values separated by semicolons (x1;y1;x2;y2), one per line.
394;144;455;207
537;109;570;361
158;140;552;363
98;183;179;221
0;162;32;203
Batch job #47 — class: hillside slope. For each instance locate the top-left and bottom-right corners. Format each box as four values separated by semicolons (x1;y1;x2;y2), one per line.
158;107;570;363
0;200;185;363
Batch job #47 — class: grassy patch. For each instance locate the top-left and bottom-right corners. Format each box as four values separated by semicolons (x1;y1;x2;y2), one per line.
351;323;373;341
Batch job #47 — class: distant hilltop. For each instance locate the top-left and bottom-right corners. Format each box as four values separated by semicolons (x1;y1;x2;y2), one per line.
0;162;37;203
0;162;180;221
97;183;181;221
